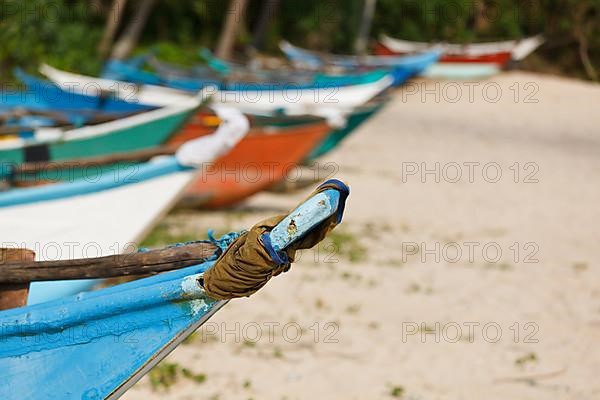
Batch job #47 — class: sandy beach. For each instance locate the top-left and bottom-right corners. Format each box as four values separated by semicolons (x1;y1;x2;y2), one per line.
123;72;600;400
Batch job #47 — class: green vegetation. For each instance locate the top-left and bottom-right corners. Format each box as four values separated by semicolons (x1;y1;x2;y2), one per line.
140;223;199;248
321;229;368;263
140;219;232;248
389;385;405;398
181;367;207;384
272;346;284;358
149;361;206;391
515;352;538;366
0;0;597;83
149;362;178;391
405;282;433;294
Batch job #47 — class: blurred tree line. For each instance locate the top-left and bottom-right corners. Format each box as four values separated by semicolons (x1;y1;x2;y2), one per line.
0;0;598;82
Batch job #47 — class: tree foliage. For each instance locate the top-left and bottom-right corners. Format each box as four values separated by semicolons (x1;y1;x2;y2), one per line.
0;0;598;81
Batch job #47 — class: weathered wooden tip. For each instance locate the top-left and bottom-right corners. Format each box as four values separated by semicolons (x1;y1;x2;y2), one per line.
0;248;35;310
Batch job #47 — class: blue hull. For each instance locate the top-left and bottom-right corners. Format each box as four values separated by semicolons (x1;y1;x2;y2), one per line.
0;261;223;400
280;41;440;79
0;183;348;399
3;69;153;115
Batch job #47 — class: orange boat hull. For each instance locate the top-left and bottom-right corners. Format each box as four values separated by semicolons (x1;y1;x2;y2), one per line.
169;119;331;208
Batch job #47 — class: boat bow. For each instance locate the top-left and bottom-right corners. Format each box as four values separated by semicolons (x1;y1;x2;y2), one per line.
0;180;349;400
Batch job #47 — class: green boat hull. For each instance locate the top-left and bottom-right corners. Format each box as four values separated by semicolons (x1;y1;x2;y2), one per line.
0;108;195;165
306;101;386;161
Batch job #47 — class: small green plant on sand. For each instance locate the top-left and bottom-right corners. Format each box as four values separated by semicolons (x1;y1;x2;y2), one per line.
141;223;198;247
390;385;405;397
149;362;178;391
149;362;206;391
320;229;367;263
515;352;538;367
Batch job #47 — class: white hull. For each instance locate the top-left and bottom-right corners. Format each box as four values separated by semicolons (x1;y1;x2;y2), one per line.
40;64;393;114
0;170;194;303
380;34;544;61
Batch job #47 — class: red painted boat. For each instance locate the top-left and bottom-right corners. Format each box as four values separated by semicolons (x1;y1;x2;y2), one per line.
168;116;331;208
374;42;512;66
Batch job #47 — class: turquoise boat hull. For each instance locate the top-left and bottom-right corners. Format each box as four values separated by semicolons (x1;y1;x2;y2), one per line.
306;100;387;161
422;63;501;79
0;105;197;165
103;59;394;92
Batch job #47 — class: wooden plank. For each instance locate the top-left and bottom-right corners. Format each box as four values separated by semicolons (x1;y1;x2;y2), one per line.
0;248;35;310
0;242;217;284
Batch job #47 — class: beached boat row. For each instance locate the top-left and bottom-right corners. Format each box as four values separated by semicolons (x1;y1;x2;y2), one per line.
0;34;542;399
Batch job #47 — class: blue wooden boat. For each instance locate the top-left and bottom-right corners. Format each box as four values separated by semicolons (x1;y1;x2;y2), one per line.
102;58;395;92
0;70;153;132
42;64;392;114
0;180;349;399
279;40;441;80
0;103;139;135
126;50;412;88
194;48;415;87
8;68;154;114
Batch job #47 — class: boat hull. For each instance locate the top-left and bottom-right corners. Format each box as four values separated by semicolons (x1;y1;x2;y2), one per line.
174;122;330;208
306;101;386;161
0;164;194;304
41;64;393;113
0;105;197;164
377;34;544;62
374;42;512;65
0;262;224;400
422;63;500;80
0;182;348;400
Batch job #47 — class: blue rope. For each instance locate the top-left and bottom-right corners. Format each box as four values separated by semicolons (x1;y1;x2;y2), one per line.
207;229;246;255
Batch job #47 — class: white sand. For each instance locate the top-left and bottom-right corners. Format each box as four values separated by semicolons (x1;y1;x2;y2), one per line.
123;72;600;400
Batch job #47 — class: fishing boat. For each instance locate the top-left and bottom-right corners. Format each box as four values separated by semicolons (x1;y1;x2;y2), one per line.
40;63;394;114
7;68;154;114
2;102;337;208
0;105;147;135
279;40;440;78
173;47;414;87
374;41;511;65
103;57;395;92
106;47;401;88
0;95;202;164
376;34;545;63
16;70;336;132
172;117;331;208
6;73;345;207
0;179;349;399
0;107;250;304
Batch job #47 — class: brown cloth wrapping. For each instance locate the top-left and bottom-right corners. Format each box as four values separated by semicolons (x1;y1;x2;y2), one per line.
202;181;347;300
